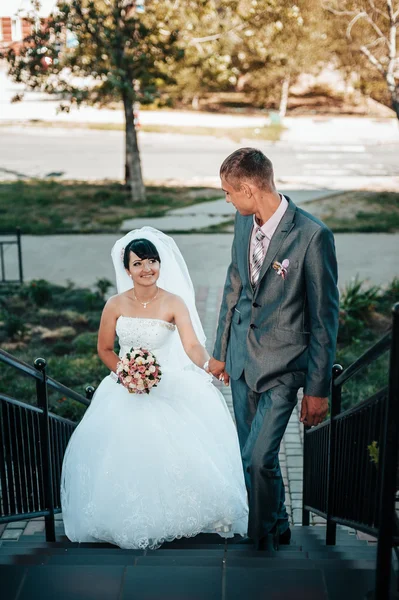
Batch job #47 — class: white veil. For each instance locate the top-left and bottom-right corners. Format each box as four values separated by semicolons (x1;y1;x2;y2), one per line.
111;226;207;374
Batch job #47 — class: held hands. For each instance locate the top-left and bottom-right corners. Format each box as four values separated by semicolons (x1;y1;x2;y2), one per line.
300;395;329;427
207;357;230;386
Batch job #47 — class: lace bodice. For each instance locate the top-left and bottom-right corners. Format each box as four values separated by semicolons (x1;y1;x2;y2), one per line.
116;316;177;370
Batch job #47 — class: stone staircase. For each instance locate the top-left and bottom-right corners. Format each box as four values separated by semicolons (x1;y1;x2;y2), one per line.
1;524;393;599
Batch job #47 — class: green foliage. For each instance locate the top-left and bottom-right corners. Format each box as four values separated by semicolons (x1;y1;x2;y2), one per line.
340;276;380;321
0;180;222;235
368;441;379;466
323;0;399;118
336;274;397;410
95;278;113;301
28;279;53;306
3;314;26;340
72;332;98;356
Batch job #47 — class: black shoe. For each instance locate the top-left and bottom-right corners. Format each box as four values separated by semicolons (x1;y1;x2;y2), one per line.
256;527;290;551
279;527;291;545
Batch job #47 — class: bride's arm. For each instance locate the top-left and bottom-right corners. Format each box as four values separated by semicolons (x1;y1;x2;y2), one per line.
97;297;120;372
172;296;209;370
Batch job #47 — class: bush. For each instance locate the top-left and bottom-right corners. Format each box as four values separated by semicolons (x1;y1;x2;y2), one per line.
95;278;113;300
340;276;380;322
52;341;73;356
84;292;104;312
73;332;98;355
337;310;364;344
4;314;26;340
28;279;53;306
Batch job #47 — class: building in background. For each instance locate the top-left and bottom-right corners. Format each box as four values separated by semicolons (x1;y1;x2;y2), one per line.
0;0;56;51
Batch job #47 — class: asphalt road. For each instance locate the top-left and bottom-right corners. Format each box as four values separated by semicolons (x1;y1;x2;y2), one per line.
1;127;398;185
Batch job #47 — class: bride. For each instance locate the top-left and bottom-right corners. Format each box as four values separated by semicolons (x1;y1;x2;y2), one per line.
61;227;248;549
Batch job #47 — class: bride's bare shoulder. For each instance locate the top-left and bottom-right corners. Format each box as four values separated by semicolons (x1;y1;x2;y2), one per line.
103;293;126;315
161;290;188;313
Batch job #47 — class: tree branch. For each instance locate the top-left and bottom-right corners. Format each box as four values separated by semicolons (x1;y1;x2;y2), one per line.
322;2;357;17
367;0;389;20
386;0;395;23
346;11;387;42
360;44;387;74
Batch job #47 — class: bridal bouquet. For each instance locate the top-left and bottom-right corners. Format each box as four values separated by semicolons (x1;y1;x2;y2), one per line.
116;348;162;394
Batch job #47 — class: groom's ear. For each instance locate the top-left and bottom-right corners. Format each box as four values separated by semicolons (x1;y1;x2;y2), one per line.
240;182;253;198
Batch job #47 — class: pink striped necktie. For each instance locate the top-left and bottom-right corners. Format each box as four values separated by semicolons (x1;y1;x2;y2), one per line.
251;228;266;286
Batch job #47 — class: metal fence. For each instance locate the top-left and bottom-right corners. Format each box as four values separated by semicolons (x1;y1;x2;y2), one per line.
303;303;399;600
0;349;94;541
0;228;23;284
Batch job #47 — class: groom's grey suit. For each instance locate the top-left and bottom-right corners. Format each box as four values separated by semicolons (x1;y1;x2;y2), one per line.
213;197;339;540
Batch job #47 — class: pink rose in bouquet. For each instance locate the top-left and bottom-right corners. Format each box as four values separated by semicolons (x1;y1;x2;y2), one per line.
116;348;162;394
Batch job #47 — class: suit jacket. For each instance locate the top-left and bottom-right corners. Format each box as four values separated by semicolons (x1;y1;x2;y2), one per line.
213;197;339;397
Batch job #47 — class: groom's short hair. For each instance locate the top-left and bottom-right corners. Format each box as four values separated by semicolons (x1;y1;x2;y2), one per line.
220;148;275;190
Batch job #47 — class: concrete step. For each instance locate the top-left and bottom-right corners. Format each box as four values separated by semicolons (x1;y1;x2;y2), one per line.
0;564;331;600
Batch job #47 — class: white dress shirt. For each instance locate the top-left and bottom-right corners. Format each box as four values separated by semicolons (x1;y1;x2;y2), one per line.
249;195;289;272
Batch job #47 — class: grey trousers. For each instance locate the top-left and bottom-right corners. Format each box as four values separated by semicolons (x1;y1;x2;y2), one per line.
230;372;299;541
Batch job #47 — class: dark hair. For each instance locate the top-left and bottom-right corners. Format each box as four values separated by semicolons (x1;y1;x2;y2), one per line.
123;239;161;269
220;147;275;190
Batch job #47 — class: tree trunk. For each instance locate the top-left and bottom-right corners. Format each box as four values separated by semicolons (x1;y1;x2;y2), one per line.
192;95;199;110
389;82;399;121
123;93;146;203
279;74;290;119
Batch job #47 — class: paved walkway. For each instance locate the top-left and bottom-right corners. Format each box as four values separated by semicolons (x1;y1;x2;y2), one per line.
121;190;342;232
2;231;398;289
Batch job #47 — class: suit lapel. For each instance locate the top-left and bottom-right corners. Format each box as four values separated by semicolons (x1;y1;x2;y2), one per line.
253;197;297;298
243;216;253;285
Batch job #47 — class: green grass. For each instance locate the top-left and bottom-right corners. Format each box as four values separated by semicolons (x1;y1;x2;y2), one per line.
307;191;399;233
0;180;222;234
0;119;285;142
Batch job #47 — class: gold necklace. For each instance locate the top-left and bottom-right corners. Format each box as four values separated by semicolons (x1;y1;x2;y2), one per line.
132;287;159;309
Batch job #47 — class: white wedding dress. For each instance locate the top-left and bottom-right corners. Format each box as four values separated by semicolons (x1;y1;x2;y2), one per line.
61;316;248;549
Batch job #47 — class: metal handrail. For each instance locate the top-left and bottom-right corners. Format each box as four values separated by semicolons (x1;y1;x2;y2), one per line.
0;393;79;427
333;331;391;388
0;349;91;407
0;227;23;284
0;350;95;540
302;303;399;600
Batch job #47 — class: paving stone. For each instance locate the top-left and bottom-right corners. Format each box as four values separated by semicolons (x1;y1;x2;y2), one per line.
1;529;24;540
292;509;303;524
290;481;303;494
287;471;303;481
291;493;303;501
5;521;28;529
23;522;45;535
286;447;302;456
287;456;303;467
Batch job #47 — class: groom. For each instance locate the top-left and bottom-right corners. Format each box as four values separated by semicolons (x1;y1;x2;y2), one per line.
208;148;339;549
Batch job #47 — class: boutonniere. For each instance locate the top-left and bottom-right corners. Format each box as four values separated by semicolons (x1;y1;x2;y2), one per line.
272;259;290;280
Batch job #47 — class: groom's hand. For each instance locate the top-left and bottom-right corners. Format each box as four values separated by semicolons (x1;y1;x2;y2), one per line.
208;357;230;386
300;395;328;427
208;357;225;377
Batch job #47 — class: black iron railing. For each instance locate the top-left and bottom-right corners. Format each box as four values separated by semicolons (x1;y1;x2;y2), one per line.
0;228;23;284
0;349;94;541
303;303;399;600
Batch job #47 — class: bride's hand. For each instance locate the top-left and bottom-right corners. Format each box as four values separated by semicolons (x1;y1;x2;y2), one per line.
218;371;230;386
209;358;230;386
208;357;225;377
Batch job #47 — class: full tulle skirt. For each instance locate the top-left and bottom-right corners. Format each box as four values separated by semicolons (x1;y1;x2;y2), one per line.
61;370;248;549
